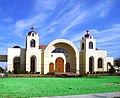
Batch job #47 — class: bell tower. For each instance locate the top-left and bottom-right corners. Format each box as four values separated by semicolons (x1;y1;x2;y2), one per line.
26;27;40;73
80;30;96;52
26;27;39;50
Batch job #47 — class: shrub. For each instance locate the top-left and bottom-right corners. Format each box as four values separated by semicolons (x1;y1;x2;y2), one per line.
36;72;40;74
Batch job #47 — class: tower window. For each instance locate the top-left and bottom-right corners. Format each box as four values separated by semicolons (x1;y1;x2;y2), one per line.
32;33;34;36
98;58;103;68
89;42;93;49
82;43;84;50
30;39;36;47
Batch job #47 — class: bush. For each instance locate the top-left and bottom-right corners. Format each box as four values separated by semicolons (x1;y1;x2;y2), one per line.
109;66;116;73
36;72;40;74
47;72;55;75
7;70;12;74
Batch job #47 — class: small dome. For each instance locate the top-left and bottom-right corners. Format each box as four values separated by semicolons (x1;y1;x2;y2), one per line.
27;27;37;36
13;46;21;48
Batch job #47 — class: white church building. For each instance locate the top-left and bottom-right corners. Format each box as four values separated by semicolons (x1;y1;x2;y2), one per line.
7;28;113;74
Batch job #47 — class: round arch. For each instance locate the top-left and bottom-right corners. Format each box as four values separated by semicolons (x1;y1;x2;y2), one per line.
13;56;20;74
30;39;36;47
44;39;79;74
30;55;36;73
89;56;94;73
44;39;79;54
98;58;103;68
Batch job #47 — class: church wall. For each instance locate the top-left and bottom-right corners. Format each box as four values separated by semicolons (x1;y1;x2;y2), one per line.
106;57;114;71
79;52;86;74
95;50;107;72
7;48;21;72
20;48;26;72
85;50;108;73
106;57;114;65
26;49;41;73
49;53;66;72
41;51;44;75
26;35;39;50
85;39;96;51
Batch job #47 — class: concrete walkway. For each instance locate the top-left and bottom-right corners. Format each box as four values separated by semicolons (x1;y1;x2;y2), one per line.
39;92;120;98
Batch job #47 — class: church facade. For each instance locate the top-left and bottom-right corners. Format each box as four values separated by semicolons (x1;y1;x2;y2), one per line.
7;28;113;74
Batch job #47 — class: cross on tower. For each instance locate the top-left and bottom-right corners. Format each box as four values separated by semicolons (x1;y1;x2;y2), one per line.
31;27;34;31
86;30;89;34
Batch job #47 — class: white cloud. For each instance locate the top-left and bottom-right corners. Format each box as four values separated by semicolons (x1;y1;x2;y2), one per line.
11;13;47;37
60;12;88;37
97;0;116;18
34;0;57;12
47;27;55;34
57;0;116;37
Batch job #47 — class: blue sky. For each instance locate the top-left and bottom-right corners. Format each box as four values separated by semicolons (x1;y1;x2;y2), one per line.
0;0;120;68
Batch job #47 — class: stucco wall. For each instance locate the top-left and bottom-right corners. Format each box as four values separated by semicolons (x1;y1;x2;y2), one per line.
7;48;21;71
26;49;41;73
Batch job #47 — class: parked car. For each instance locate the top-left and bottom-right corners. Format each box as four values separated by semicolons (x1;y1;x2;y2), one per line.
0;73;6;77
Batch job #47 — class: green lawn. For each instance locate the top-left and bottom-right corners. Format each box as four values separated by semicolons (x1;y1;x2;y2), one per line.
0;76;120;97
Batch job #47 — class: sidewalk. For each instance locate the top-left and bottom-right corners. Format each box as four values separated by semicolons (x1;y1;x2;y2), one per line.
40;92;120;98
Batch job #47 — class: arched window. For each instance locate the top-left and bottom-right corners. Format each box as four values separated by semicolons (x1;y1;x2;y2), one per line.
89;42;93;49
32;33;34;36
13;57;20;74
89;56;94;73
82;43;84;50
30;39;36;47
52;48;68;54
98;58;103;68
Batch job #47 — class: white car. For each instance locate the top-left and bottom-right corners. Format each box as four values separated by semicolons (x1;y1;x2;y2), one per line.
0;73;6;77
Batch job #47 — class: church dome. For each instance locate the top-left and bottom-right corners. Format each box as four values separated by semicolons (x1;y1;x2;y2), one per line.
13;46;21;48
27;27;37;36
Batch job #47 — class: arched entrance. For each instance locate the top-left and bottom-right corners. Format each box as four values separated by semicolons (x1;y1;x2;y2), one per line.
13;57;20;74
49;62;54;72
89;57;94;73
55;57;64;72
44;39;79;74
66;62;70;72
30;56;36;73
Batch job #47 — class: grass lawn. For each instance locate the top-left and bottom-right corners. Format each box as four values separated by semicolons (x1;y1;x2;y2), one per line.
0;76;120;97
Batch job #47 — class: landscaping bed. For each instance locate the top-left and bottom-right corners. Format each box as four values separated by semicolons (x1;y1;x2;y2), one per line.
0;76;120;97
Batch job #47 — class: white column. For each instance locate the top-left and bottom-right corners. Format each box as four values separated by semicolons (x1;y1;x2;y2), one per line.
76;52;79;74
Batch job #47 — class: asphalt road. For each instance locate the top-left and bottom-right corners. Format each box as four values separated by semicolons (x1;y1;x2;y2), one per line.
38;92;120;98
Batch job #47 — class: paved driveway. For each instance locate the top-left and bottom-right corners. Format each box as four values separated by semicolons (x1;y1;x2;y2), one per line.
38;92;120;98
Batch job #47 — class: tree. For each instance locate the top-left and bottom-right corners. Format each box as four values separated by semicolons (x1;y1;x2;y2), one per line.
114;57;120;68
0;67;4;73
